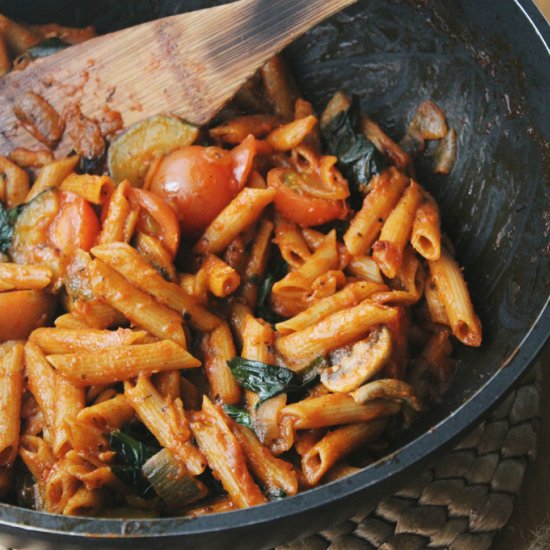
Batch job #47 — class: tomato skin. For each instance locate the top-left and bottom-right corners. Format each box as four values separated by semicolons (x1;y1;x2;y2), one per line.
149;136;256;238
48;191;100;254
127;188;180;258
267;168;348;227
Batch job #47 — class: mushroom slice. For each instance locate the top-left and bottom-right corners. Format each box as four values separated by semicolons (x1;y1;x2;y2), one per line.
320;326;392;393
351;379;421;411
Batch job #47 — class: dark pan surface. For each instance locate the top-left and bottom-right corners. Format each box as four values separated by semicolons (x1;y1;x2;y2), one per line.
0;0;548;548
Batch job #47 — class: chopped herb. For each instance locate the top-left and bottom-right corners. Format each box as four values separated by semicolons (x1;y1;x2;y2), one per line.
321;95;386;205
227;358;296;405
109;430;159;498
222;404;253;429
0;201;23;254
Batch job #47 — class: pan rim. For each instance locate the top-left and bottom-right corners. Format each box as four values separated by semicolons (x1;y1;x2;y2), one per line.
0;0;548;541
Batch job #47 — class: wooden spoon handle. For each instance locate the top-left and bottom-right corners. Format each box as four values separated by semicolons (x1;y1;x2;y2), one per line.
0;0;358;156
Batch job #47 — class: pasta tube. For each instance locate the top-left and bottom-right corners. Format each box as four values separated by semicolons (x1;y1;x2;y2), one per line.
0;263;52;292
47;340;200;386
190;397;267;508
276;299;398;370
373;180;423;278
302;419;387;485
90;243;221;332
88;258;187;346
193;188;276;255
344;167;409;256
428;248;482;346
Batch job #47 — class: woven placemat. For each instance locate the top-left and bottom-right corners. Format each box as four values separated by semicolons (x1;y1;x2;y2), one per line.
278;362;542;550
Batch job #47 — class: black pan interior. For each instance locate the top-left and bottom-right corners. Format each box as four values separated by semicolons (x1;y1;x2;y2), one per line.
0;0;548;546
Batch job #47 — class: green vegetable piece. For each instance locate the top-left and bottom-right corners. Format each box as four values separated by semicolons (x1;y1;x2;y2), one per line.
108;114;199;187
141;448;206;508
27;37;70;59
222;404;253;429
268;489;288;500
255;255;288;325
227;357;296;405
0;201;23;254
109;430;158;498
321;95;386;199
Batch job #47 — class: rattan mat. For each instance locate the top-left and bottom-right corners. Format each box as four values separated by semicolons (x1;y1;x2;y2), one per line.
278;363;542;550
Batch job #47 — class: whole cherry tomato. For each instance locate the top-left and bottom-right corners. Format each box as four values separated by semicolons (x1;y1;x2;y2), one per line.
149;135;256;238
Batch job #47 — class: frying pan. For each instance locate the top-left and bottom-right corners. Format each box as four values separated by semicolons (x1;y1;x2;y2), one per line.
0;0;548;548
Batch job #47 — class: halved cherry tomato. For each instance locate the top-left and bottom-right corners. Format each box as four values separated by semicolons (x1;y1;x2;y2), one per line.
149;135;257;238
127;187;181;259
48;191;100;254
267;167;349;227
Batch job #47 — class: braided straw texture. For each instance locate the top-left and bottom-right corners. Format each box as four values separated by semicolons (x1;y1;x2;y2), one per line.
279;363;542;550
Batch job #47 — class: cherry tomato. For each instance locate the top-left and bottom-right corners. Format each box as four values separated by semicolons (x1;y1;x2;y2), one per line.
149;135;257;238
267;168;349;227
0;290;57;342
48;191;100;254
127;188;181;259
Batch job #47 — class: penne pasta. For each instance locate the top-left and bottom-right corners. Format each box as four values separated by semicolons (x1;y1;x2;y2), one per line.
241;219;273;307
202;323;241;405
88;258;187;346
190;396;267;508
274;213;311;269
0;156;30;208
77;394;134;432
373;180;423;278
52;375;85;457
134;231;178;282
201;254;241;298
411;192;442;261
424;275;450;325
47;340;200;386
26;156;80;202
60;174;115;205
125;376;205;476
428;248;482;347
276;299;398;370
276;280;388;334
90;243;221;332
231;422;298;496
282;393;401;430
98;180;136;245
30;327;145;354
193;188;276;255
24;342;57;445
302;419;387;485
344;167;409;256
0;342;24;477
0;263;52;291
272;230;338;308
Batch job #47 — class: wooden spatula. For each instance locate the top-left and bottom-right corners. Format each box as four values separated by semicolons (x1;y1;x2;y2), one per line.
0;0;358;156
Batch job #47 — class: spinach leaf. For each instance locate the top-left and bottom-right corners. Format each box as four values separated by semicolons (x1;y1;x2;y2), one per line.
255;254;288;325
0;202;23;254
222;405;253;429
227;358;296;405
109;430;159;498
321;95;386;202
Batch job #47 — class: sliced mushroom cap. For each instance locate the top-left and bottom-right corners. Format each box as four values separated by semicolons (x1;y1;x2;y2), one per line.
320;326;392;393
350;378;421;411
